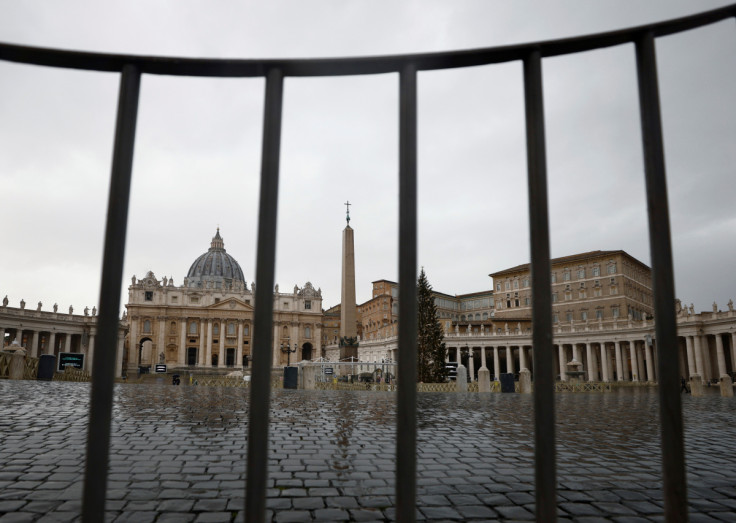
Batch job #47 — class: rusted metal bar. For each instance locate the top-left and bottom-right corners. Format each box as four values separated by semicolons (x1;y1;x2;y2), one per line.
245;67;284;523
82;63;141;523
0;4;733;77
523;49;557;522
396;62;418;523
635;30;688;522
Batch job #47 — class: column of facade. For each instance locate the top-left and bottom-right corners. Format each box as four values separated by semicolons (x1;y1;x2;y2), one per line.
115;332;124;378
685;336;696;378
600;344;609;382
236;321;244;368
0;327;5;348
158;317;166;365
702;336;714;381
179;320;187;366
273;323;281;367
198;319;206;366
218;319;227;368
614;342;623;381
559;345;567;381
291;322;300;361
493;347;500;380
572;344;580;362
630;342;639;382
205;320;214;368
467;349;474;381
314;324;322;361
128;318;138;370
47;332;56;356
715;334;728;377
731;333;736;376
644;341;654;382
64;333;72;353
506;346;514;374
519;346;527;371
30;331;40;358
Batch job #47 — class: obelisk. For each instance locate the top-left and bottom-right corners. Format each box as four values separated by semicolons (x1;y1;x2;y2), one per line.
340;201;359;360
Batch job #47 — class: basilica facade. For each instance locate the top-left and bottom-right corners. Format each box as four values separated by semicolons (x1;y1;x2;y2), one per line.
124;229;322;374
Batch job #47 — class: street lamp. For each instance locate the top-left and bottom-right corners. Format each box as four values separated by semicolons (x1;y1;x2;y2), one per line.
281;341;297;367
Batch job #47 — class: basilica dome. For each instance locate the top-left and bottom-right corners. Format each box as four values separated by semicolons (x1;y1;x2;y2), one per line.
185;229;245;288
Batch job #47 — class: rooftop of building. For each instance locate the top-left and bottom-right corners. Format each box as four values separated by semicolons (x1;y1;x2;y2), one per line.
489;249;650;278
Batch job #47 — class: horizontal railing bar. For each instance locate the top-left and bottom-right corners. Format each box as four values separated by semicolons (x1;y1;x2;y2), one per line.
0;4;733;77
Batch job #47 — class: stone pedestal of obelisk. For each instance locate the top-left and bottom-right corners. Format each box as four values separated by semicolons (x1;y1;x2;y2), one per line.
340;218;359;361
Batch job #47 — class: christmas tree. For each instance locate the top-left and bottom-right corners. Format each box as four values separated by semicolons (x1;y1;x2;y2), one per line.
417;268;448;383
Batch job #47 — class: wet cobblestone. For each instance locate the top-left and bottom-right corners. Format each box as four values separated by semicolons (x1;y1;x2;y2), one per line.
0;381;735;521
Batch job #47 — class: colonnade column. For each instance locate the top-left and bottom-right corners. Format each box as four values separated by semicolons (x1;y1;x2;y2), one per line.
236;322;244;368
205;320;213;368
600;344;609;382
87;334;95;373
730;333;736;376
630;342;639;382
615;341;623;381
30;331;40;358
644;341;654;382
559;345;567;381
128;318;138;370
636;342;646;382
64;333;72;353
585;343;594;381
198;320;206;366
218;320;227;368
519;346;527;371
685;336;696;378
693;335;704;378
505;346;514;374
480;346;487;370
715;334;727;377
493;347;500;380
179;321;187;366
47;332;56;356
272;323;280;367
572;344;580;362
468;349;474;381
0;328;5;348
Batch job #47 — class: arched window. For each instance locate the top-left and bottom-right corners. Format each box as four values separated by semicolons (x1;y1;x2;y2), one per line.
189;321;197;334
143;320;151;334
169;321;176;334
213;323;220;335
305;326;311;338
227;323;236;335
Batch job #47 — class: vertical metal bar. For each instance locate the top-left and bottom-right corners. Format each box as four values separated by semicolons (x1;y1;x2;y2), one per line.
635;31;687;522
396;62;418;523
245;67;284;523
523;50;557;521
82;64;140;523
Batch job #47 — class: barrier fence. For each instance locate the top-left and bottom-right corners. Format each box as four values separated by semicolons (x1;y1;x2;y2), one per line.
2;5;735;521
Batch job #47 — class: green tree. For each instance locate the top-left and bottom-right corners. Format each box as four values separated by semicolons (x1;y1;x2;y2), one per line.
417;268;447;383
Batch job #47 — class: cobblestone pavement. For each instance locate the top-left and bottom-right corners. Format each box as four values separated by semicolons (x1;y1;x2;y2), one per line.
1;381;735;522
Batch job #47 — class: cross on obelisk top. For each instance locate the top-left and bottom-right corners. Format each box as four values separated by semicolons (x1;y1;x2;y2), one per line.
344;200;351;224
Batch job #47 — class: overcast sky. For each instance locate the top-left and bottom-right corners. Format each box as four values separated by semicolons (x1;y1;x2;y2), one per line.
1;0;735;315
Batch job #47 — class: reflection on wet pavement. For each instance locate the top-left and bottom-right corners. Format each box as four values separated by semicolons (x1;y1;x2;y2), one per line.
0;381;734;521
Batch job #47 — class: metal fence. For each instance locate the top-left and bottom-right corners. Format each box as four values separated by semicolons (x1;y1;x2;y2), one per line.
1;5;734;521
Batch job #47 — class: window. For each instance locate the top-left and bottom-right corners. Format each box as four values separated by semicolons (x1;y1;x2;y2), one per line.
214;298;220;303
189;322;197;334
581;311;588;321
563;271;571;281
170;321;176;334
191;297;199;304
579;290;586;299
228;323;236;335
244;325;250;336
524;297;530;306
496;283;501;291
245;300;250;305
213;323;220;335
607;263;617;275
143;320;151;333
610;286;618;295
144;291;153;301
577;269;585;279
304;300;311;310
523;278;530;287
553;314;559;323
171;296;178;303
283;302;289;309
596;310;604;320
305;326;311;338
551;273;557;283
565;291;571;301
566;312;573;322
592;266;600;277
514;299;519;307
505;281;511;291
612;307;620;318
513;280;519;289
593;288;602;297
552;293;558;303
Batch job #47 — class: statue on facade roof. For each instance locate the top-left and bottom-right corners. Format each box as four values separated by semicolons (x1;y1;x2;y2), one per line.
713;302;718;313
69;305;73;314
20;299;25;309
53;303;58;313
132;275;136;285
84;306;89;316
2;295;8;307
92;306;97;316
163;276;168;286
728;299;734;312
37;301;42;311
689;303;694;315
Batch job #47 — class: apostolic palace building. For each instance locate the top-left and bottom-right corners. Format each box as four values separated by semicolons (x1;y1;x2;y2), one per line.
2;225;736;386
